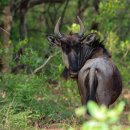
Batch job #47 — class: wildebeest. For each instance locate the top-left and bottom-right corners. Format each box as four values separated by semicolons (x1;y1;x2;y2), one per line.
47;16;122;107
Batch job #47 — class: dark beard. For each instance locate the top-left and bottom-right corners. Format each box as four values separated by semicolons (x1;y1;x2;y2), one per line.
78;46;94;70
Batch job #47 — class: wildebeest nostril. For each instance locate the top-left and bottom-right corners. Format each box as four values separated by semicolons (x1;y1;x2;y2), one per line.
69;64;78;72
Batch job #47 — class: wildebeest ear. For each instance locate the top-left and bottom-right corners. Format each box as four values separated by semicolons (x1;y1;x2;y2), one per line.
47;35;61;46
81;33;97;45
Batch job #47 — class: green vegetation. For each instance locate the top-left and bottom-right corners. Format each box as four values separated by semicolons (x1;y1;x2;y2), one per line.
74;101;126;130
0;0;130;129
0;74;80;129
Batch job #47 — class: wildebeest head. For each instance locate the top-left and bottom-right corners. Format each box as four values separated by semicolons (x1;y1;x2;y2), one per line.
47;17;98;77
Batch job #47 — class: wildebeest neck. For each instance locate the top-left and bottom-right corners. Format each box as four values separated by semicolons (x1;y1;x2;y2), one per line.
78;47;111;70
91;47;111;59
78;46;94;69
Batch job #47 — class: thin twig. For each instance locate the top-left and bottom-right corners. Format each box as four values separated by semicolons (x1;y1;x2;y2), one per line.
122;49;129;60
60;0;69;28
0;27;10;36
33;51;60;74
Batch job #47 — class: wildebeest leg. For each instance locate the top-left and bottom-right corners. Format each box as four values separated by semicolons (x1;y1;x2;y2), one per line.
88;68;98;102
78;67;98;106
77;84;89;105
96;82;111;108
78;70;89;105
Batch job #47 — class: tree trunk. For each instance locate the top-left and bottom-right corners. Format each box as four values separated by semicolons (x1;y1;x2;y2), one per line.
13;1;29;65
91;0;100;30
76;0;88;18
19;9;27;39
0;4;12;73
19;0;30;39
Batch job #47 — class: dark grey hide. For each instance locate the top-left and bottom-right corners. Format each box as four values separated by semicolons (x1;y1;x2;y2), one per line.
47;17;122;108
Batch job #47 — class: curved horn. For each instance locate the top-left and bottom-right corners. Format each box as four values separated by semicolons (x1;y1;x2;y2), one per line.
77;16;84;37
54;17;63;38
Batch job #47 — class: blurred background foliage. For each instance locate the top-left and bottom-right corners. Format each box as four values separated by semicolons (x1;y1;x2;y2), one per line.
0;0;130;129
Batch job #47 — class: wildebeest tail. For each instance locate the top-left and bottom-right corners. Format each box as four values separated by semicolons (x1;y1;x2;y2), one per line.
88;68;98;102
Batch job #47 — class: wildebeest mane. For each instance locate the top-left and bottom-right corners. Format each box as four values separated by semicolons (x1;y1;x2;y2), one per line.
78;36;111;70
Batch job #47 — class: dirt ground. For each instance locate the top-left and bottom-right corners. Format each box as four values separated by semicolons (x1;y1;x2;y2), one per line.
120;88;130;128
42;88;130;130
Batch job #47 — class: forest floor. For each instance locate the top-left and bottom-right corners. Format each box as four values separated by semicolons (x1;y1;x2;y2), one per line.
0;74;130;130
119;88;130;129
42;86;130;130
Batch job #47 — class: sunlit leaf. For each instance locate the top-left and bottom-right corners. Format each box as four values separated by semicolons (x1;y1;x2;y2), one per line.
75;106;86;116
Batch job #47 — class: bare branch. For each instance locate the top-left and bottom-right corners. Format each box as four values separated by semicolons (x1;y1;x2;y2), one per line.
33;51;61;74
0;27;10;36
60;0;69;28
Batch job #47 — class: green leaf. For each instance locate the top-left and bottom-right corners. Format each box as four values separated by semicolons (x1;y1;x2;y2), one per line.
87;102;107;121
67;23;80;33
82;121;108;130
115;101;125;114
75;106;86;116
